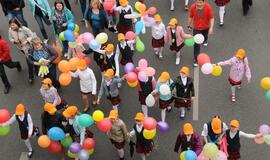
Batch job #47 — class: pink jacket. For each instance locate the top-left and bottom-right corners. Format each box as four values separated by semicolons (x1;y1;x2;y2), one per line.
165;26;192;46
218;57;251;82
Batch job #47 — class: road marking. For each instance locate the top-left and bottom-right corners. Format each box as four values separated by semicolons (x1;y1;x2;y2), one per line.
20;152;29;160
193;67;199;120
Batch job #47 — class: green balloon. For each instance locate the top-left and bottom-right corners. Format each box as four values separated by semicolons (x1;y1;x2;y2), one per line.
184;37;195;47
266;90;270;102
67;150;77;158
59;32;65;41
264;135;270;145
61;136;72;147
0;125;11;136
135;37;145;53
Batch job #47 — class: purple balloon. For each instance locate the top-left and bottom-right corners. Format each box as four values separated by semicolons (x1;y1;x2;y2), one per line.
157;121;169;132
124;63;135;73
69;142;82;154
259;124;270;134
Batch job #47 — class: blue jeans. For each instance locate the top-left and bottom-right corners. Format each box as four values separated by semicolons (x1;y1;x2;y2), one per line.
34;15;51;39
7;9;28;27
79;0;86;18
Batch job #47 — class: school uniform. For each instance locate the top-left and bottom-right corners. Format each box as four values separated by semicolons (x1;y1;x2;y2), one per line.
116;40;135;65
116;5;134;34
201;122;228;146
152;79;174;109
174;132;202;155
215;0;230;6
137;77;156;105
151;23;166;48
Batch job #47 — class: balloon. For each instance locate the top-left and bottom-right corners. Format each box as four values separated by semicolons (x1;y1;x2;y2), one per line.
197;53;211;66
74;24;80;33
180;151;186;160
254;133;264;144
185;150;197;160
266;90;270;102
95;32;108;44
78;149;89;160
125;72;138;83
84;57;92;66
69;142;82;154
82;32;94;44
138;3;146;13
264;134;270;145
38;135;51;148
69;57;80;71
97;118;112;132
135;37;145;52
194;34;205;44
51;44;62;64
61;136;73;148
146;7;157;15
127;80;138;87
89;39;101;50
159;84;171;95
125;63;135;73
68;41;76;48
67;22;75;31
78;114;94;127
74;32;79;39
67;150;78;158
125;31;136;40
0;109;10;123
197;153;210;160
0;125;10;136
48;141;62;154
92;110;104;122
212;65;222;76
146;67;156;76
203;143;219;158
64;30;75;42
259;124;270;135
138;71;148;82
58;60;70;73
59;32;65;41
157;121;169;132
143;117;157;130
88;148;94;155
145;94;155;107
260;77;270;90
135;2;142;12
138;59;148;68
103;0;115;10
48;127;65;141
143;129;156;139
201;63;213;75
59;73;72;86
184;37;195;47
135;21;144;35
82;138;95;150
212;151;227;160
144;17;155;27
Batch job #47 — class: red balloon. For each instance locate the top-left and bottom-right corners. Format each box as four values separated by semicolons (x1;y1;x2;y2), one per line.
48;141;62;154
103;1;115;11
0;109;10;123
84;57;92;66
125;72;138;83
97;118;112;132
197;53;211;66
82;138;95;150
143;117;157;130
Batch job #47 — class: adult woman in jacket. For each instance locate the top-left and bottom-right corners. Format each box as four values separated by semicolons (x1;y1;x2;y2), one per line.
8;18;35;84
84;0;109;36
28;0;52;43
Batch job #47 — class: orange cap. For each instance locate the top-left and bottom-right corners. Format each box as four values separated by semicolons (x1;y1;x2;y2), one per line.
109;109;118;119
159;72;170;83
135;112;144;121
183;123;194;135
154;14;161;22
230;120;240;128
118;33;125;41
212;117;222;134
63;106;78;118
42;78;52;86
44;103;57;114
180;66;189;76
169;18;178;26
119;0;128;6
15;104;25;116
105;44;114;52
77;59;87;70
235;48;246;59
104;68;115;78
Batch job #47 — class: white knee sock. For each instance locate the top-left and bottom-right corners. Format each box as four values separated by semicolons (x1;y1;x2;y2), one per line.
231;86;236;96
153;48;159;54
161;109;166;122
185;0;189;6
176;51;181;58
219;6;225;24
140;153;146;160
142;105;148;117
180;107;185;117
24;139;32;151
113;104;119;111
117;149;125;158
159;47;163;57
170;0;174;9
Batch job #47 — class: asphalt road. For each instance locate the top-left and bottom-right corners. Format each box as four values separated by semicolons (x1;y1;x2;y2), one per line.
1;0;270;160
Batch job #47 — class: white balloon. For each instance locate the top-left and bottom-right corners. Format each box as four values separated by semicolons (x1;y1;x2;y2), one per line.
145;94;155;107
194;34;205;44
212;151;228;160
201;63;214;75
159;84;171;95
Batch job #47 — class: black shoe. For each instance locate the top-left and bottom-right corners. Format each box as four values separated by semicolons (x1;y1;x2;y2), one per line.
17;63;22;72
119;158;125;160
27;151;33;158
4;85;10;94
219;23;224;27
180;115;185;120
28;78;34;84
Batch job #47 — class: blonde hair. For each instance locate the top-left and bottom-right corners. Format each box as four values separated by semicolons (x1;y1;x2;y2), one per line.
90;0;101;8
31;37;42;46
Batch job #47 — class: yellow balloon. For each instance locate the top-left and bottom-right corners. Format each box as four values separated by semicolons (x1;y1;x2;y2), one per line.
180;151;186;160
92;110;104;122
135;2;142;12
260;77;270;90
138;3;146;13
212;65;222;76
127;80;138;87
95;32;108;44
67;150;77;158
88;149;94;155
203;143;219;158
68;42;76;48
143;129;156;140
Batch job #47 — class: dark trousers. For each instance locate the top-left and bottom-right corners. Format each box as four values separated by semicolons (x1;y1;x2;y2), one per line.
242;0;252;15
0;60;20;87
64;0;72;12
92;28;105;37
79;0;86;18
34;14;51;39
7;9;28;27
26;58;34;79
193;28;209;62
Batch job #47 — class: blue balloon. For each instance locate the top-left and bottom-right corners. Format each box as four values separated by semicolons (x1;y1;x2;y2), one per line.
64;30;75;42
185;150;197;160
48;127;65;141
135;21;144;35
89;40;101;50
67;22;75;31
78;114;94;127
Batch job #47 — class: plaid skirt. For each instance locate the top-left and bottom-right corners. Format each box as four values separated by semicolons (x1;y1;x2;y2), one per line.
228;150;240;160
152;37;165;48
228;77;242;86
120;57;133;66
170;43;185;52
110;139;126;149
139;93;148;105
215;0;230;6
107;95;121;105
159;98;173;109
136;141;154;154
117;23;134;34
21;126;39;140
174;98;191;108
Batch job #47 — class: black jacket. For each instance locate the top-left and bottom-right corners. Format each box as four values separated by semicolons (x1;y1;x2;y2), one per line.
171;76;195;98
41;111;64;134
1;0;25;11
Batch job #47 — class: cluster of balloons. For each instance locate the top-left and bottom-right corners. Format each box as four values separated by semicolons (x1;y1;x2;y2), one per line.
67;138;95;159
260;77;270;102
197;53;222;76
180;150;197;160
59;22;80;48
196;143;227;160
94;110;112;132
143;117;157;139
254;124;270;145
184;34;205;47
0;109;11;136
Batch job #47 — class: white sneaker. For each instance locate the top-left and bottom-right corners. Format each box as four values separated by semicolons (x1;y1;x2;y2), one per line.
176;57;180;65
64;53;68;58
159;55;163;59
193;63;198;67
203;42;208;47
43;39;49;44
170;6;174;11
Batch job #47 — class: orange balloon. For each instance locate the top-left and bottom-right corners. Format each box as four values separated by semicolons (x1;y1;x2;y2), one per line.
58;60;70;73
59;73;72;86
74;32;79;39
38;135;51;148
69;57;80;71
139;3;146;13
51;44;62;64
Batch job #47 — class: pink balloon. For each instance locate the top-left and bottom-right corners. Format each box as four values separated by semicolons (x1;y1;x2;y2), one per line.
97;118;112;132
146;67;156;76
103;1;115;11
143;117;157;130
82;32;94;44
138;71;148;82
124;14;137;19
138;59;148;68
125;31;136;40
146;7;157;15
201;63;213;75
197;53;211;66
144;16;156;27
197;153;210;160
125;72;138;83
